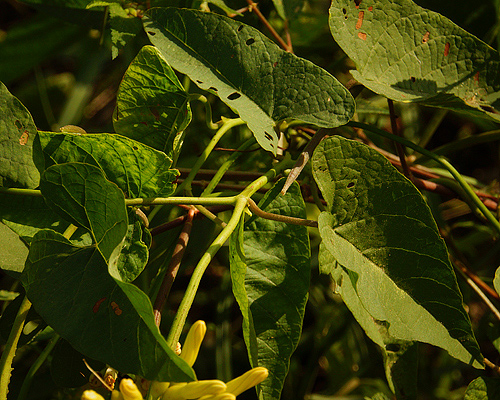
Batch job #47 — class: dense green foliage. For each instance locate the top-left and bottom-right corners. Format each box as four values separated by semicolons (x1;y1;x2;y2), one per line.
2;0;500;399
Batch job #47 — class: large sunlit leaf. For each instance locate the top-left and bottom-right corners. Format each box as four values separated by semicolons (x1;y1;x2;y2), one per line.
34;131;178;198
22;162;195;381
0;82;39;188
313;136;483;368
114;45;191;157
230;179;310;400
329;0;500;120
143;8;355;154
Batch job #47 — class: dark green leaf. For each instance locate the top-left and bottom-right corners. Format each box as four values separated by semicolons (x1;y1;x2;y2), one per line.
40;162;128;262
50;339;104;388
34;131;178;198
143;8;355;154
313;136;483;368
230;179;310;400
329;0;500;120
0;82;39;188
114;45;191;156
22;229;195;382
465;377;500;400
272;0;305;21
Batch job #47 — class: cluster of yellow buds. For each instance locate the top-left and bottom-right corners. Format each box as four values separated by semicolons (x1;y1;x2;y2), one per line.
81;321;268;400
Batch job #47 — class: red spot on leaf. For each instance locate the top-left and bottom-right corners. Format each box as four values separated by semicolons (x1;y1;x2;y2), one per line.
444;42;450;56
140;121;148;126
273;61;278;67
111;301;122;316
93;297;106;313
19;131;29;145
422;31;430;43
354;0;362;8
356;11;364;29
358;32;367;40
368;6;373;11
474;71;480;83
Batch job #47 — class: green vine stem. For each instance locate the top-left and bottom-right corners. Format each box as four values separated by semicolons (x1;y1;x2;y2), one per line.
174;117;246;196
166;156;294;348
189;93;219;130
348;121;500;237
16;333;60;400
0;295;32;400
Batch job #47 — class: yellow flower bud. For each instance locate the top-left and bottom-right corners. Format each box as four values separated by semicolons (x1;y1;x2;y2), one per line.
199;393;236;400
180;321;206;367
81;390;105;400
150;381;170;399
111;390;124;400
120;378;144;400
162;380;226;400
225;367;268;396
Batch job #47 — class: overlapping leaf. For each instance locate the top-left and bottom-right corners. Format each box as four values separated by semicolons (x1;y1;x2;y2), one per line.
143;8;355;154
230;180;310;400
34;131;178;198
0;82;39;188
313;136;483;368
114;45;191;157
465;377;500;400
22;162;195;381
329;0;500;120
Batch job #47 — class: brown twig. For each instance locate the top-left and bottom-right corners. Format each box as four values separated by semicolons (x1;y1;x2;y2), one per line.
153;207;196;327
245;0;292;52
387;99;413;181
484;358;500;375
281;128;331;195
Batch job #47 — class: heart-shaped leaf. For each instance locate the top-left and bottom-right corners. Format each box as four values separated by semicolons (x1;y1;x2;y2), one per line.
34;131;178;198
313;136;483;368
0;82;39;188
143;8;355;154
329;0;500;120
114;45;191;157
23;162;195;381
230;179;310;400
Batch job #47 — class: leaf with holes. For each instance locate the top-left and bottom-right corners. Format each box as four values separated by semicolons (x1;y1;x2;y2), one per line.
0;82;39;188
230;179;310;400
34;131;178;198
114;45;191;157
329;0;500;120
313;136;483;368
143;8;355;154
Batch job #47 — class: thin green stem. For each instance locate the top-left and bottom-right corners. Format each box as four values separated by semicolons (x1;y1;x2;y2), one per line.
17;334;60;400
0;187;42;197
166;196;248;349
0;295;32;400
189;93;219;130
125;196;238;207
174;118;246;196
201;137;256;197
348;121;500;237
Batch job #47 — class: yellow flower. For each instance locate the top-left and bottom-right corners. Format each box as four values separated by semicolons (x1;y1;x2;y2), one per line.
81;390;105;400
81;321;268;400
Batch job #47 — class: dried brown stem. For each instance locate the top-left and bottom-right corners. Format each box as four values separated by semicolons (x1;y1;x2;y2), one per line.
245;0;292;52
153;208;196;327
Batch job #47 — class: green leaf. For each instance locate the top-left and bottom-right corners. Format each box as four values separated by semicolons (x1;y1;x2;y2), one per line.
114;45;191;156
40;162;128;262
22;229;195;382
465;377;500;400
493;266;500;296
0;82;40;188
313;136;483;368
329;0;500;121
230;179;310;400
143;8;355;154
34;131;178;198
112;210;149;283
